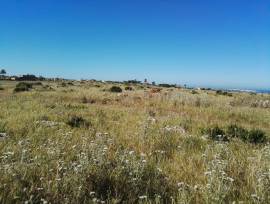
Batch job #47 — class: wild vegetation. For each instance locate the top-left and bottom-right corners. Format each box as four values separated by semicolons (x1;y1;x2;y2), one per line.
0;80;270;203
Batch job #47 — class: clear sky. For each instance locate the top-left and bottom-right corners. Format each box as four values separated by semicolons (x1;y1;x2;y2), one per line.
0;0;269;89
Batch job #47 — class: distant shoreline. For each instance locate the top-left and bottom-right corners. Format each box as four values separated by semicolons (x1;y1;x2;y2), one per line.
225;88;270;94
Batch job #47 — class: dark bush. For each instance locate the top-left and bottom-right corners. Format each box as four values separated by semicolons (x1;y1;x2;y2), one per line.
191;90;198;94
61;82;67;87
42;85;54;90
226;124;249;141
247;129;267;144
109;86;122;93
124;79;142;84
14;82;32;92
67;116;90;128
158;84;176;88
125;86;133;91
216;90;233;96
16;74;40;81
17;82;32;88
202;126;228;141
203;124;268;144
0;86;4;91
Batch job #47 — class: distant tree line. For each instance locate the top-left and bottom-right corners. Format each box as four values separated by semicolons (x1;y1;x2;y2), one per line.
15;74;45;81
0;69;46;81
0;69;189;89
158;83;177;88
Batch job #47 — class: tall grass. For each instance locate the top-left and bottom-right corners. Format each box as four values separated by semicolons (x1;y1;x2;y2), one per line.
0;80;269;203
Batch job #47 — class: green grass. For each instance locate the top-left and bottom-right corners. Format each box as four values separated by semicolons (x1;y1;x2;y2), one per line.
0;80;270;203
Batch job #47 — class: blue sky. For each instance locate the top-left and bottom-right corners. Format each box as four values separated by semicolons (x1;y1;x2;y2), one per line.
0;0;269;89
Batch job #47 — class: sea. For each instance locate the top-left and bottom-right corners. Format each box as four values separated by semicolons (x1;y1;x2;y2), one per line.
255;89;270;94
227;88;270;94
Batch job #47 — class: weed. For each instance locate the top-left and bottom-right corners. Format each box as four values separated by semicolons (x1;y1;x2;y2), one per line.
125;86;133;91
110;86;122;93
247;129;267;144
67;115;90;128
13;82;32;92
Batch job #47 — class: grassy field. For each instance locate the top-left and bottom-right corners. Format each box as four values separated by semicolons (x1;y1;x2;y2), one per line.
0;80;270;203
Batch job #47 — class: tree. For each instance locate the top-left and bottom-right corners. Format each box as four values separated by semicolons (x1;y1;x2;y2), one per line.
0;69;6;75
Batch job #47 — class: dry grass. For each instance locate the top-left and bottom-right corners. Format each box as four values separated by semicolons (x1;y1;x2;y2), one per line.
0;80;270;203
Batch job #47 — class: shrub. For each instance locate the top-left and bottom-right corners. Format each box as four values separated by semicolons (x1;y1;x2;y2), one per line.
226;125;267;144
125;86;133;91
109;86;122;93
191;90;198;94
42;85;54;90
67;116;90;128
216;90;223;95
0;86;4;91
247;129;267;144
202;126;228;141
158;84;176;88
226;124;249;141
216;90;233;96
14;87;29;92
14;82;32;92
203;124;268;144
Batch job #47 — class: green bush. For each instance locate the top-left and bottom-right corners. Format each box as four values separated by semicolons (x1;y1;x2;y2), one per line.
202;126;228;141
61;82;67;87
109;86;122;93
158;84;176;88
226;124;249;141
125;86;133;91
247;129;267;144
13;82;33;92
226;125;267;143
203;124;268;144
216;90;233;96
67;116;90;128
191;90;198;94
